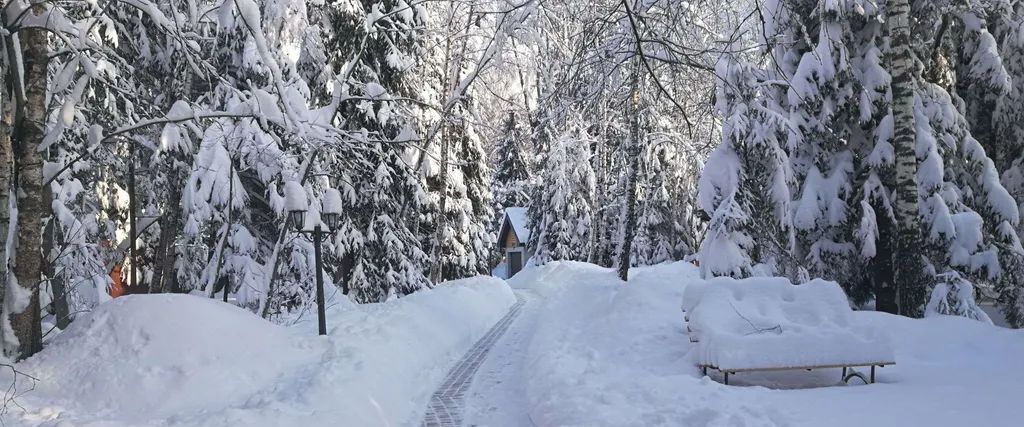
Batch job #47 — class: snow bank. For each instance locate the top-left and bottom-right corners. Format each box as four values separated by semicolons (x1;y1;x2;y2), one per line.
12;276;516;426
508;260;608;296
525;261;1024;426
522;262;784;426
17;294;314;423
688;277;894;370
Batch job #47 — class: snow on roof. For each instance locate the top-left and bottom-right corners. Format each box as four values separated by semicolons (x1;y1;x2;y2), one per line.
505;207;530;243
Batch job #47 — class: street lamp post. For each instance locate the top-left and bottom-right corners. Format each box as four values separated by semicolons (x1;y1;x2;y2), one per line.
288;188;342;336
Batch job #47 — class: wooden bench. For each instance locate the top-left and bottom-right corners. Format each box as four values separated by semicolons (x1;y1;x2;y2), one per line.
698;362;893;385
684;277;896;387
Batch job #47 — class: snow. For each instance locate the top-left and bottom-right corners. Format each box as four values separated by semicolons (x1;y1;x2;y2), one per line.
504;207;530;243
252;88;285;124
687;277;895;371
17;294;317;423
7;261;1024;426
321;188;343;215
283;180;308;212
523;261;1024;426
461;291;539;427
365;82;387;99
680;276;707;314
8;276;516;426
165;100;194;121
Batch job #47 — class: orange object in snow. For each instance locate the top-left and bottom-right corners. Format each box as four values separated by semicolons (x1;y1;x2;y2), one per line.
109;265;125;298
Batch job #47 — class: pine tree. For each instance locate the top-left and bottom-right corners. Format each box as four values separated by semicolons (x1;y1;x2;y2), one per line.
632;142;677;266
720;0;1024;321
492;111;531;211
531;120;596;265
697;53;793;278
966;1;1024;323
311;0;430;302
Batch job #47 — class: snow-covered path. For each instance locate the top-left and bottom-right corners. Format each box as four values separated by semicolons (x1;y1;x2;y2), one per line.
461;290;539;427
422;291;536;427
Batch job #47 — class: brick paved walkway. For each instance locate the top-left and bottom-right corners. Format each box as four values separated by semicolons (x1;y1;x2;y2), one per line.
422;294;527;427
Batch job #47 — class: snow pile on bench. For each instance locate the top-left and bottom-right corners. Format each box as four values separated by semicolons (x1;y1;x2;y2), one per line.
688;277;894;371
681;279;709;317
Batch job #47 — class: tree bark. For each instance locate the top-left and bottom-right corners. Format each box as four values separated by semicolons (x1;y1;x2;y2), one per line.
43;208;70;329
617;68;642;282
872;202;898;314
887;0;928;317
152;194;182;293
429;131;450;284
7;15;49;359
0;38;15;312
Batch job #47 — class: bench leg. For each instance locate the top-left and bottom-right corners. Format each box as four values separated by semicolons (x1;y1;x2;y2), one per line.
871;365;876;384
724;372;729;385
842;367;847;380
702;366;707;376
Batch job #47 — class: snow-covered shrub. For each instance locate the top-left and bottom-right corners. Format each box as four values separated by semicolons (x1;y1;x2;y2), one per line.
926;271;992;324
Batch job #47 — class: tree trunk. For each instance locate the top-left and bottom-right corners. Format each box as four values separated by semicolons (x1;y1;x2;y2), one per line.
127;139;139;293
430;132;450;284
617;69;642;282
872;202;898;314
0;38;15;312
43;210;70;329
152;192;182;293
6;16;49;359
335;252;353;295
588;121;606;265
151;69;194;294
888;0;928;317
207;168;233;298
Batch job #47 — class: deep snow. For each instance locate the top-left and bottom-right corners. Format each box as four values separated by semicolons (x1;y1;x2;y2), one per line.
4;261;1022;426
7;276;515;426
522;261;1024;426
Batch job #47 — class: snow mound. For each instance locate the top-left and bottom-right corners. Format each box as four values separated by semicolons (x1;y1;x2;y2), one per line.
21;294;316;421
508;260;609;295
688;277;894;371
526;261;1024;426
680;278;708;315
14;276;517;426
525;262;788;425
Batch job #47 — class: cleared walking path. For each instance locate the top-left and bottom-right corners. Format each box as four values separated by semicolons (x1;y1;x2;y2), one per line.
421;291;536;427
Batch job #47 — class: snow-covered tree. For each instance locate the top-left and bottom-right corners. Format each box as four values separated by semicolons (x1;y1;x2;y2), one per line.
492;111;531;211
531;121;596;265
697;53;792;278
700;0;1024;322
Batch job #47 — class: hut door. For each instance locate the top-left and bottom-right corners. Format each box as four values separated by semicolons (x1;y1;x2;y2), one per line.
509;251;523;277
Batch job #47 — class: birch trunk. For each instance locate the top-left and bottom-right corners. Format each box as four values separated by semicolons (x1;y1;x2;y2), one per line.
888;0;928;317
6;13;48;359
0;38;14;311
616;69;642;281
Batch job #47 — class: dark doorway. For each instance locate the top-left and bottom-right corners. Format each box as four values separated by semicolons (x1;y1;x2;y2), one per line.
509;251;523;277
